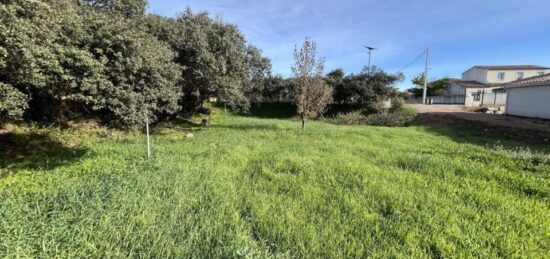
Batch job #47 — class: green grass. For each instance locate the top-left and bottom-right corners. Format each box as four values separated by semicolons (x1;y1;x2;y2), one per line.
1;110;549;258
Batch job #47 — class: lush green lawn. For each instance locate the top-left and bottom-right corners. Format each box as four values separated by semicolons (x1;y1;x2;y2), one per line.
1;110;549;258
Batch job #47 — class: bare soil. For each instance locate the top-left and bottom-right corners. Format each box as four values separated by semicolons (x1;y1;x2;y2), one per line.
411;104;550;144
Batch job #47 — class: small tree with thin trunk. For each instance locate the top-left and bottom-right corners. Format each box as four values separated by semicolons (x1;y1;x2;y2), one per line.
292;38;333;130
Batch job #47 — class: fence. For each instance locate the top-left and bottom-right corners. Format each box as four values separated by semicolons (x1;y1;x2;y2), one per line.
429;95;465;104
467;90;507;107
406;91;507;107
480;92;507;107
406;95;465;104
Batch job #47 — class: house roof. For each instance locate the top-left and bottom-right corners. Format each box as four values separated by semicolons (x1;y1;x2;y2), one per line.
448;78;494;88
502;73;550;89
471;65;550;70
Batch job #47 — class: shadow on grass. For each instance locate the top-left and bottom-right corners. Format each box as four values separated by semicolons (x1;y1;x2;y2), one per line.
212;124;281;131
0;132;89;172
248;102;296;119
151;117;203;135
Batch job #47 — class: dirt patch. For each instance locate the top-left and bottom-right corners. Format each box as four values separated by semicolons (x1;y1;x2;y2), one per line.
411;105;550;145
411;104;468;114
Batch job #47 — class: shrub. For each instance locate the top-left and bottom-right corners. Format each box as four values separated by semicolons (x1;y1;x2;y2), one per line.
365;106;418;127
330;111;368;125
390;97;405;112
330;106;418;127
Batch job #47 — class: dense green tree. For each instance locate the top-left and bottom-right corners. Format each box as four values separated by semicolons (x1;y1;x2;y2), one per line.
408;74;450;97
331;67;402;113
262;75;293;102
80;0;147;17
0;27;27;124
0;0;109;125
1;1;269;128
84;8;182;128
243;45;272;104
0;83;28;125
176;9;249;113
326;69;345;83
148;8;271;114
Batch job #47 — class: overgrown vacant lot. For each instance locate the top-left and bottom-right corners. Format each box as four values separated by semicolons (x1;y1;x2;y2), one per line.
1;110;549;258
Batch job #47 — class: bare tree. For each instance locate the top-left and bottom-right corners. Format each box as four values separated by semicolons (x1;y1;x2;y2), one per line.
292;38;333;130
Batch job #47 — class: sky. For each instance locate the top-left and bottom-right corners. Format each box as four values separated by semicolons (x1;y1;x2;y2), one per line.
147;0;550;90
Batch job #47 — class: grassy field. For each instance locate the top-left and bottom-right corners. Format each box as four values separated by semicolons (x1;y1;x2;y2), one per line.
1;107;549;258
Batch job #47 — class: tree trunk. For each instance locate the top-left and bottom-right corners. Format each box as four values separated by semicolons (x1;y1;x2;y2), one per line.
301;114;306;130
57;99;69;128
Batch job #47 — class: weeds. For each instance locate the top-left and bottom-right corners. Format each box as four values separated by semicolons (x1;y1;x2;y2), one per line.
0;110;549;257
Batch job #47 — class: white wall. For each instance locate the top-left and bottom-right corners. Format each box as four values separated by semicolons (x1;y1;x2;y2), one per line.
506;85;550;119
486;69;550;84
462;68;550;84
464;87;505;107
448;83;466;95
462;67;488;83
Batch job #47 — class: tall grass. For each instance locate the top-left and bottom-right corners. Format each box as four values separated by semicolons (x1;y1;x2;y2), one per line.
1;110;549;257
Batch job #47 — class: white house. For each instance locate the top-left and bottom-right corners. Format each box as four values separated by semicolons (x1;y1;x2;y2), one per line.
503;74;550;119
462;65;550;84
447;65;550;107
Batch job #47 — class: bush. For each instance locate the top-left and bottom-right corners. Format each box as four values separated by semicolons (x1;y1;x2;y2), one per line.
330;111;368;125
390;97;405;112
365;106;418;127
330;106;418;127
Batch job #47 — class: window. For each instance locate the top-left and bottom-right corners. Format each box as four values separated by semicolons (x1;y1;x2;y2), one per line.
516;72;524;79
497;72;506;81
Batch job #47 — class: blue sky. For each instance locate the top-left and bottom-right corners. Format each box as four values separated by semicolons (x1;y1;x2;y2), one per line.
147;0;550;89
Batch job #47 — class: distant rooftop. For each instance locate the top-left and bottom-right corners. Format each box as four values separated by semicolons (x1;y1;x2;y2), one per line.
448;78;494;88
503;73;550;88
471;65;550;70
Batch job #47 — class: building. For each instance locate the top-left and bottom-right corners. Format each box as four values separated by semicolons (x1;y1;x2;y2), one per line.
462;65;550;84
503;74;550;119
447;65;550;107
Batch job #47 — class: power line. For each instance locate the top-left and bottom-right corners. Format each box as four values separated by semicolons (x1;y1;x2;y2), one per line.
396;49;427;74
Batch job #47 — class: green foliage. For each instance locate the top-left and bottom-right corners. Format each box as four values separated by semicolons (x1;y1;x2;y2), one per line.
330;67;403;113
85;10;182;128
364;106;418;127
0;1;270;128
147;8;270;114
409;74;450;97
331;106;418;127
261;75;294;102
243;46;272;104
0;83;28;124
390;97;406;112
1;111;549;257
80;0;147;17
326;68;345;82
0;0;110;125
329;110;367;125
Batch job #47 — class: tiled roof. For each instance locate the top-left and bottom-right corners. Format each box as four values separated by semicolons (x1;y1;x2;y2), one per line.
503;73;550;88
472;65;550;70
448;79;493;88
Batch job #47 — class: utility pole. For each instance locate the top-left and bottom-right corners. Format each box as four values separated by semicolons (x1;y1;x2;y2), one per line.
365;46;376;75
422;48;430;104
